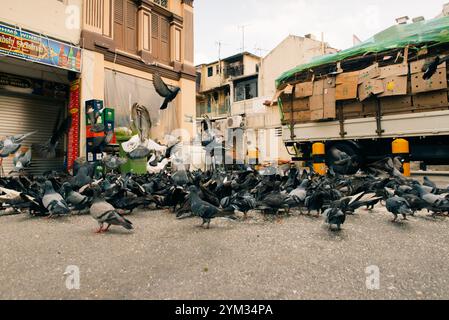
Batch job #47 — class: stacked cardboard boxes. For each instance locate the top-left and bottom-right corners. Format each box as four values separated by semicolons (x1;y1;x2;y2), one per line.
86;100;116;162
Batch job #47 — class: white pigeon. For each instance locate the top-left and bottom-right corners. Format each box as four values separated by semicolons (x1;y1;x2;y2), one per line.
147;158;169;174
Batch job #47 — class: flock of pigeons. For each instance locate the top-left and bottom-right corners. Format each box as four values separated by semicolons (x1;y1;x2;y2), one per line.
1;153;449;233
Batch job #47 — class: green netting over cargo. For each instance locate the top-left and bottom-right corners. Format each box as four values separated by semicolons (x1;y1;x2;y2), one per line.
276;16;449;87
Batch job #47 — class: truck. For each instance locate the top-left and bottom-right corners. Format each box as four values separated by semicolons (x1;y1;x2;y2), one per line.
275;16;449;174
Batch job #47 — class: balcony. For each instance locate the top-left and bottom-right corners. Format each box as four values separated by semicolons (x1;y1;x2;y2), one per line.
224;64;244;79
196;100;231;119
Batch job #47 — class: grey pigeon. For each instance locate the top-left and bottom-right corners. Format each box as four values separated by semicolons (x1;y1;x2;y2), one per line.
12;148;32;172
89;187;133;233
153;73;181;110
323;207;346;231
87;106;105;133
188;185;236;229
0;131;37;158
386;196;412;222
42;181;70;217
71;166;93;190
34;110;72;159
131;103;152;143
61;182;91;213
103;155;127;171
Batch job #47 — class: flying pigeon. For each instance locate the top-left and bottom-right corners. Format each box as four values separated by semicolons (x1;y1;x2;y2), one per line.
34;109;72;159
0;131;37;158
87;106;105;133
131;103;152;143
12;148;32;172
153;73;181;110
103;155;128;171
422;55;449;80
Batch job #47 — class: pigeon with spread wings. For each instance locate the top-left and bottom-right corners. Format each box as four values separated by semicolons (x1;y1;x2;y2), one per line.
33;109;72;159
153;73;181;110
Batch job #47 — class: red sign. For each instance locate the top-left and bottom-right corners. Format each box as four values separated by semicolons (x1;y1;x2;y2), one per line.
67;79;81;171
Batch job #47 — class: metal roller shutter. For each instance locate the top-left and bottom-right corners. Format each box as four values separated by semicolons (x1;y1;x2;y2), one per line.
0;91;66;176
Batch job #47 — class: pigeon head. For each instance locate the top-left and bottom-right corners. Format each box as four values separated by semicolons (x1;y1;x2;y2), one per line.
61;182;73;194
43;181;55;193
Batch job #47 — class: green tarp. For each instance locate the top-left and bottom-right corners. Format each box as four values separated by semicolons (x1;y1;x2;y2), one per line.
276;16;449;87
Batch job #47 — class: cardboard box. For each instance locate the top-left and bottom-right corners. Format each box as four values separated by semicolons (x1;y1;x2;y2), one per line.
358;79;384;101
411;68;447;94
378;64;408;79
323;88;336;119
336;71;360;100
380;95;412;111
358;63;380;84
410;58;446;74
293;111;311;122
313;80;325;95
292;98;310;111
379;76;408;97
413;91;449;109
310;109;324;121
295;82;313;98
309;94;324;111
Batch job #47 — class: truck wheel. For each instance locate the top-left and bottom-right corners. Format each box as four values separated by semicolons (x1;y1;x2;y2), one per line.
327;143;363;175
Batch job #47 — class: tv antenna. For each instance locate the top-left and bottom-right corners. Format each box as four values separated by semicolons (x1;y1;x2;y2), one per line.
238;24;251;52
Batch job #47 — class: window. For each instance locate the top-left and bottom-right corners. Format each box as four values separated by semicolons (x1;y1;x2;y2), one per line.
234;78;258;102
208;67;213;77
113;0;138;54
151;12;171;64
153;0;168;8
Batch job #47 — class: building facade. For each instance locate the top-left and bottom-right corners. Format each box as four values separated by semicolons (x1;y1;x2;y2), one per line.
0;0;195;175
81;0;196;153
0;0;83;174
196;36;338;166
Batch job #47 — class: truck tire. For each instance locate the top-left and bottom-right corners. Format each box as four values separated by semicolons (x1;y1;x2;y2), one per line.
326;142;363;175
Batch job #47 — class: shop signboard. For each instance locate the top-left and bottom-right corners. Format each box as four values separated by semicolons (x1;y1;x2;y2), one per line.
0;23;82;73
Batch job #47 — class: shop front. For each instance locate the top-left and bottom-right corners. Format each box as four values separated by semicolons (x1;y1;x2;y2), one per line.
0;22;82;175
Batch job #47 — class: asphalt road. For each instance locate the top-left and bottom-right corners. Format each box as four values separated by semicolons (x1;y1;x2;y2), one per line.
1;175;449;300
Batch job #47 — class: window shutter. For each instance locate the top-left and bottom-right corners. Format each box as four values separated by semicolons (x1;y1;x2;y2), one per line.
160;17;170;64
114;0;124;50
151;12;160;59
125;0;137;54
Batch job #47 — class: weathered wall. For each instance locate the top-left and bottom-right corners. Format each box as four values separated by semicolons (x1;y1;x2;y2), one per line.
0;0;82;44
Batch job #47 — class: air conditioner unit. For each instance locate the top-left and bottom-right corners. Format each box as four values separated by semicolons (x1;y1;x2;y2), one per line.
227;116;245;129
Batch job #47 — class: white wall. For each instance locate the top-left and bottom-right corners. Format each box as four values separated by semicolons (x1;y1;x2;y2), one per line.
259;35;338;98
0;0;82;44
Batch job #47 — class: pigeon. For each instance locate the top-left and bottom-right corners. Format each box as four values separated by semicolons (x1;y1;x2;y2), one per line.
71;166;93;190
89;187;133;233
34;110;72;159
103;155;127;171
61;182;91;213
423;176;437;190
131;103;152;143
153;73;181;110
11;148;32;172
0;131;37;158
87;106;105;133
42;181;70;217
323;207;346;231
422;55;449;80
147;158;169;174
386;196;412;222
188;185;236;229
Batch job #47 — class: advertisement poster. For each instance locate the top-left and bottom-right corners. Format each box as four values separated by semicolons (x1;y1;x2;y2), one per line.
0;23;82;73
67;79;81;171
